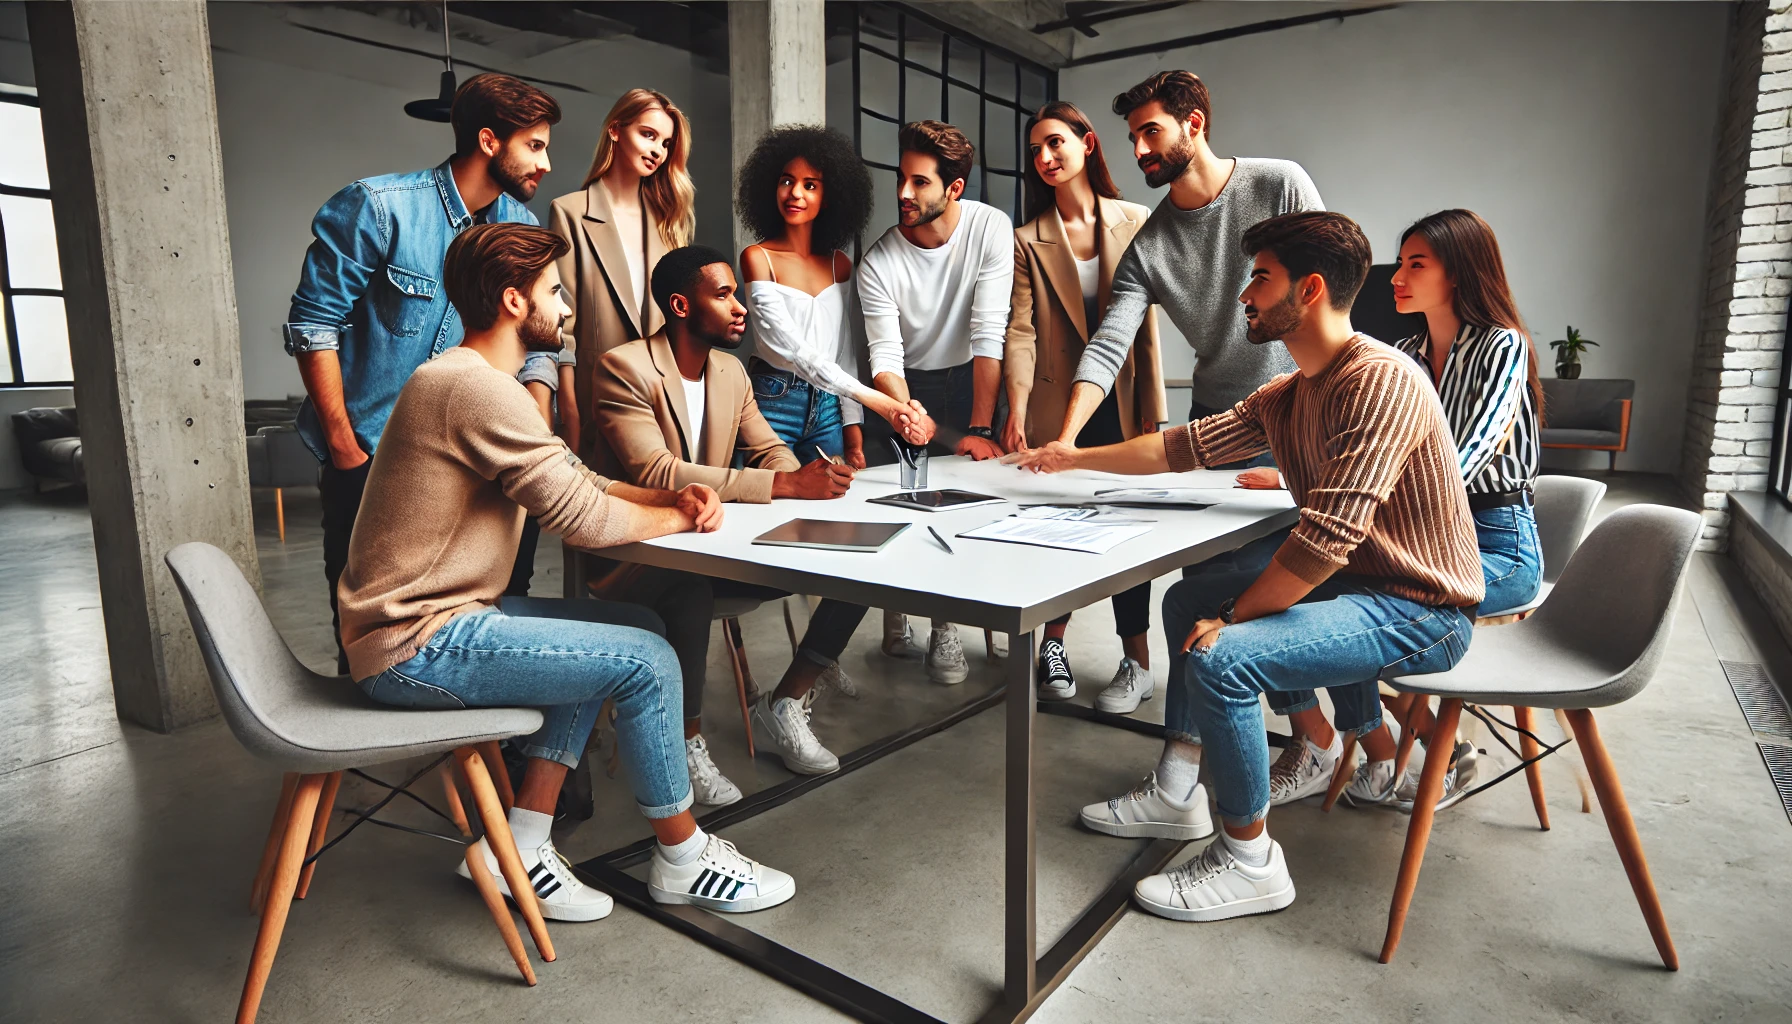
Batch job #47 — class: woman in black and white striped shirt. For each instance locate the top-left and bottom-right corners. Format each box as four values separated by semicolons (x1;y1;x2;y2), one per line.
1390;208;1543;617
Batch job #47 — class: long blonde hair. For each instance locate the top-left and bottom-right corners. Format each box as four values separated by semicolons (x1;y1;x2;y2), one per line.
583;88;695;249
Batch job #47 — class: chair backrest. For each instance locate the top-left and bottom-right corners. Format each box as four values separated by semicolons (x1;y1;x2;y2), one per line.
1532;475;1606;585
1540;378;1635;431
1528;503;1701;705
165;541;338;761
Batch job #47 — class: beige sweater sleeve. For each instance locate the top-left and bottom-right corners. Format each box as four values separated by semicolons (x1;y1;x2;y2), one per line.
444;369;646;551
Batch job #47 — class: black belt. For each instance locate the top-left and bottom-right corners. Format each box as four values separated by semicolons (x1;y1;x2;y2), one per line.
1467;488;1530;512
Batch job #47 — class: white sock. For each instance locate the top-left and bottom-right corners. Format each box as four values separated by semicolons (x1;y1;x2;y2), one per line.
1223;828;1273;868
658;826;708;866
506;807;553;851
1156;750;1202;809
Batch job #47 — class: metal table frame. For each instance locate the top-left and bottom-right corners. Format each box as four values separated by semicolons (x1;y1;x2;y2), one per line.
571;503;1299;1024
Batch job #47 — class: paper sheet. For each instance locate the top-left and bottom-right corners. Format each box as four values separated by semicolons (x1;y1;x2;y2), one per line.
956;516;1153;554
1091;487;1220;507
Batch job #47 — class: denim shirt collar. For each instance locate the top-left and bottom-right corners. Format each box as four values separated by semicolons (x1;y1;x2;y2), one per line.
432;158;476;230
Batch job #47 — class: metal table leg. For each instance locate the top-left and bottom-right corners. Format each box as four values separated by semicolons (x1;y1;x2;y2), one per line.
1004;630;1037;1016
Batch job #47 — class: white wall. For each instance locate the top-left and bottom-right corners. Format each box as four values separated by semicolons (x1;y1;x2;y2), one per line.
206;3;733;403
1060;1;1728;473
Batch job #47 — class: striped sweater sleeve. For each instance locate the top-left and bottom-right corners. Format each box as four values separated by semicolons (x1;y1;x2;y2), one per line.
1451;329;1528;485
1274;358;1434;585
1160;377;1280;471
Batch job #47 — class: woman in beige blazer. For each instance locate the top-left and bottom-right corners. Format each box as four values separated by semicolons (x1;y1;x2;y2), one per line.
1005;100;1165;713
549;87;696;461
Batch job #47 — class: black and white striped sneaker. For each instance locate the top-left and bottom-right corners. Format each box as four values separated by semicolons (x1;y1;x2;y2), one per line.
648;835;796;913
455;836;614;922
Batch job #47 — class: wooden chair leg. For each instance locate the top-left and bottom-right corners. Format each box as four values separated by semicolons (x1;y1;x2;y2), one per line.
456;746;555;964
1380;698;1463;964
1320;730;1359;812
477;740;515;812
236;773;325;1024
782;599;800;655
1554;708;1594;813
1514;706;1550;831
1564;709;1679;970
250;773;299;914
1392;695;1422;780
984;628;997;660
275;487;286;544
728;617;761;703
442;763;536;985
294;771;342;899
725;618;757;758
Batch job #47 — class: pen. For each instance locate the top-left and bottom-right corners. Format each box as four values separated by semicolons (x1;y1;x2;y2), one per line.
814;445;842;466
927;525;955;554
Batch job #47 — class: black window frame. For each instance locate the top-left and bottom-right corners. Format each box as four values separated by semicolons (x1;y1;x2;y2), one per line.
1770;298;1792;505
0;87;72;389
848;1;1056;244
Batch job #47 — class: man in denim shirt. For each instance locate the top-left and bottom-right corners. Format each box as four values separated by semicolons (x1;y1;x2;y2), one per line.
283;73;560;672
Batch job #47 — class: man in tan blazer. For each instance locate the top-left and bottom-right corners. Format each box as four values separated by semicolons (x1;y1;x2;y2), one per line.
587;245;869;805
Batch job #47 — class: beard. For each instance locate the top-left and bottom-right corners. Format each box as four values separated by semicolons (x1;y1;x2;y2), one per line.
490;150;540;203
705;322;746;351
1245;287;1303;345
519;300;564;353
901;193;949;228
1141;130;1198;189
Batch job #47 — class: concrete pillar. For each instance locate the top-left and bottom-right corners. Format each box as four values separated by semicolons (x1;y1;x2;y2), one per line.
728;0;827;258
28;0;257;731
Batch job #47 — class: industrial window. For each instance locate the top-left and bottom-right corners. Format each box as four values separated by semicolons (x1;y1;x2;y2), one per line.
0;86;72;388
843;3;1055;242
1771;299;1792;503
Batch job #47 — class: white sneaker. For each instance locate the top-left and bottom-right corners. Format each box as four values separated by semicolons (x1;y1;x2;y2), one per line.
648;834;795;913
816;659;859;699
1080;773;1214;840
1268;732;1343;806
881;611;924;658
1393;740;1477;813
927;624;969;685
1133;837;1296;922
686;734;743;807
751;692;839;774
1094;658;1155;714
1342;757;1400;808
455;835;613;922
1037;637;1076;701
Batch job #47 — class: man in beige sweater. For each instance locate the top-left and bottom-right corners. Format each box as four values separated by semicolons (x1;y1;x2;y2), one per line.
341;223;795;923
1006;211;1481;923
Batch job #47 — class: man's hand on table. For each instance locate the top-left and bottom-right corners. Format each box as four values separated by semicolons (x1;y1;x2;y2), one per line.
773;458;855;499
1000;440;1078;474
676;483;723;532
956;432;1004;461
1235;467;1283;490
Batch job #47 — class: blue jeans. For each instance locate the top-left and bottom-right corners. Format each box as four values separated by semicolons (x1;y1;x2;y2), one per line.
751;364;845;459
357;596;693;820
1162;574;1474;826
1475;499;1543;616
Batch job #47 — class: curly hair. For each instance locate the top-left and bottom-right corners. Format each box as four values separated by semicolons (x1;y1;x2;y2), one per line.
735;126;873;254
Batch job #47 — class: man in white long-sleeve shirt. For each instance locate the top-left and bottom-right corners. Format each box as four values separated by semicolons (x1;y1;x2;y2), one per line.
857;119;1015;683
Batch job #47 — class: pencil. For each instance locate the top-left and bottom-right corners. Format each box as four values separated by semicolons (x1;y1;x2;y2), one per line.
814;445;843;466
927;526;955;554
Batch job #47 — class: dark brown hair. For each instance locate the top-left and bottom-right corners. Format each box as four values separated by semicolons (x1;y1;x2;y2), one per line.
1241;211;1372;311
443;223;569;331
1400;209;1542;416
451;73;562;158
1021;101;1121;226
1112;70;1213;137
736;125;874;253
898;120;975;191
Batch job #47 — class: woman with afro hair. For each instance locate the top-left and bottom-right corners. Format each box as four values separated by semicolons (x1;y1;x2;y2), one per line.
736;126;930;468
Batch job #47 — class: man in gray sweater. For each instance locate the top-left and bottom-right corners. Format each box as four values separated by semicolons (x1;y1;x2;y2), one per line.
1055;71;1324;450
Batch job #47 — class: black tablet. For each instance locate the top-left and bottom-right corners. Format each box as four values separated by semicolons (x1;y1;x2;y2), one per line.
752;519;910;552
865;489;1007;513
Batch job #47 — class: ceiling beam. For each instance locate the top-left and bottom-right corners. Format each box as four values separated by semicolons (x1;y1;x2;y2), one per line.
1063;3;1401;68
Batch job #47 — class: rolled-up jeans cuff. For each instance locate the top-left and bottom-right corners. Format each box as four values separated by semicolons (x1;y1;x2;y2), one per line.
1220;803;1270;829
1166;728;1201;746
638;788;695;820
1269;695;1318;715
1344;709;1386;738
516;741;582;770
797;647;833;669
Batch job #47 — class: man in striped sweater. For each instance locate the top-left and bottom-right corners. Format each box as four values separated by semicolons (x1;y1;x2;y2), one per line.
1005;211;1482;922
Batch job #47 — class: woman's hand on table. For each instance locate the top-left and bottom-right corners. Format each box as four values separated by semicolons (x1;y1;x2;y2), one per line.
1000;440;1078;474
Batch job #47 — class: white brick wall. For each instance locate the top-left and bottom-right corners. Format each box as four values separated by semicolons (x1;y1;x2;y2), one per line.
1682;1;1790;550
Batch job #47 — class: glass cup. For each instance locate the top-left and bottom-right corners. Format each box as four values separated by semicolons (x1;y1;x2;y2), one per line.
898;443;929;490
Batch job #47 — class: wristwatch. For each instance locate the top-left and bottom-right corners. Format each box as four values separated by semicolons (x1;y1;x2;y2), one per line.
1217;598;1237;625
965;425;995;440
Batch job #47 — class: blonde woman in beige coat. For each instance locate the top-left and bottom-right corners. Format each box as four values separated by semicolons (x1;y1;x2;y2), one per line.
549;88;696;462
1005;100;1165;714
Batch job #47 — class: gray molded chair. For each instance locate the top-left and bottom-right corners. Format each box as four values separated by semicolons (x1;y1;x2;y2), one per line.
1378;504;1700;971
165;542;555;1022
1479;474;1608;619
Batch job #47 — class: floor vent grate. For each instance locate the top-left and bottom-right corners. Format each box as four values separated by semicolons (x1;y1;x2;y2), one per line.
1758;743;1792;826
1719;661;1792;739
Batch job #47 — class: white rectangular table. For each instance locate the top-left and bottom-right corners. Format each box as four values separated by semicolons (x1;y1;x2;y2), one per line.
574;457;1297;1024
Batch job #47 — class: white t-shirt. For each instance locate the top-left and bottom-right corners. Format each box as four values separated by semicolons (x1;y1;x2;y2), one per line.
1075;253;1099;334
680;373;707;463
857;199;1013;378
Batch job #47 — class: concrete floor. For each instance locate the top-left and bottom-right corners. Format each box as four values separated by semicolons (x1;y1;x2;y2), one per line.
2;473;1790;1023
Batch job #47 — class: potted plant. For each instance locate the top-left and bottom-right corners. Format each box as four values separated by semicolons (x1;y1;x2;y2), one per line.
1550;325;1597;379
